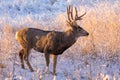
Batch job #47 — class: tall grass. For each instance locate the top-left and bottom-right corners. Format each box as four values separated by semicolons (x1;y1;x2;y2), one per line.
81;1;120;56
0;1;120;79
53;1;120;58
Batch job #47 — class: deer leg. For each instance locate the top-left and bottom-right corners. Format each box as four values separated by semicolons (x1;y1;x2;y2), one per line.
52;54;58;76
44;53;50;74
24;49;34;72
19;49;25;69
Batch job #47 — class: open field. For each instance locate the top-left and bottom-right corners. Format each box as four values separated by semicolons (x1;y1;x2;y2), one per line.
0;0;120;80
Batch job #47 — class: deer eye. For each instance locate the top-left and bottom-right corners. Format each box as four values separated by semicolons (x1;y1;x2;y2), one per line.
78;27;82;31
78;29;81;31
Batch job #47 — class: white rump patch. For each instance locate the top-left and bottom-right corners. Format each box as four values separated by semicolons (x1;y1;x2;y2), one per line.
15;31;19;40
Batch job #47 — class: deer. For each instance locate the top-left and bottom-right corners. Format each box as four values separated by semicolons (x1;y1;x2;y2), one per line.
15;5;89;77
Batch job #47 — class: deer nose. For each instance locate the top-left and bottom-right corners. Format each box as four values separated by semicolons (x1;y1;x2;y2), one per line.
86;32;89;36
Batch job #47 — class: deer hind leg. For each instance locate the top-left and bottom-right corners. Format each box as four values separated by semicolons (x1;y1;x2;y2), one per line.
19;49;25;69
52;54;58;76
44;53;50;74
24;49;34;72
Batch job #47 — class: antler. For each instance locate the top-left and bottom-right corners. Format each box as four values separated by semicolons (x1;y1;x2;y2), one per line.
67;5;74;22
75;7;86;21
67;5;86;23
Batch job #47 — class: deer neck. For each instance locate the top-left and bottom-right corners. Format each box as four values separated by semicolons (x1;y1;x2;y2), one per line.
64;29;77;44
65;29;78;40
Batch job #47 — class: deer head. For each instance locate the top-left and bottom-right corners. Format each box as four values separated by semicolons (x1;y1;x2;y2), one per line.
66;5;89;37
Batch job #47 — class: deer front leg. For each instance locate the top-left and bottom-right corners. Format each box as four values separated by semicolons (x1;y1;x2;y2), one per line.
19;49;25;69
52;54;58;76
45;53;50;74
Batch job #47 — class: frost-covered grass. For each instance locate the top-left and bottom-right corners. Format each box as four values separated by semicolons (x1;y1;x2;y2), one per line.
0;0;120;80
1;51;120;80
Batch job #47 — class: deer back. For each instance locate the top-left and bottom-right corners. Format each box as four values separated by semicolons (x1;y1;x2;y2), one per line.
16;28;50;50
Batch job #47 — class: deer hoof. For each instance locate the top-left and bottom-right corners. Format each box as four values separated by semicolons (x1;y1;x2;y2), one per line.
21;66;25;69
50;72;57;76
30;69;34;72
45;67;49;74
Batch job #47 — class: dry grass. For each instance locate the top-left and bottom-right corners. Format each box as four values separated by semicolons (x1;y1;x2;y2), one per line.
83;1;120;56
0;1;120;79
53;1;120;57
0;1;120;57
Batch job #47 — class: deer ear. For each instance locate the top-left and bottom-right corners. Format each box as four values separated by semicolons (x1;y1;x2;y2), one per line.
66;20;72;27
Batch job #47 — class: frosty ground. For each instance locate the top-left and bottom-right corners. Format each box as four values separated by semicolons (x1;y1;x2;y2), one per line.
1;50;120;80
0;0;120;80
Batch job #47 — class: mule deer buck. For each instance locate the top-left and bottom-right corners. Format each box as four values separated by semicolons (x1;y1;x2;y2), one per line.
16;5;89;76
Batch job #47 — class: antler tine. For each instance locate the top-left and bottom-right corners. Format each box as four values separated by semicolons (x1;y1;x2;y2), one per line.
75;12;86;21
74;6;86;21
70;5;74;20
75;7;78;20
67;5;86;22
67;5;72;22
79;12;86;18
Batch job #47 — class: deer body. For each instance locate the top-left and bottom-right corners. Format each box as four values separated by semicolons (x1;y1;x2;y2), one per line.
16;5;89;77
16;28;77;55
